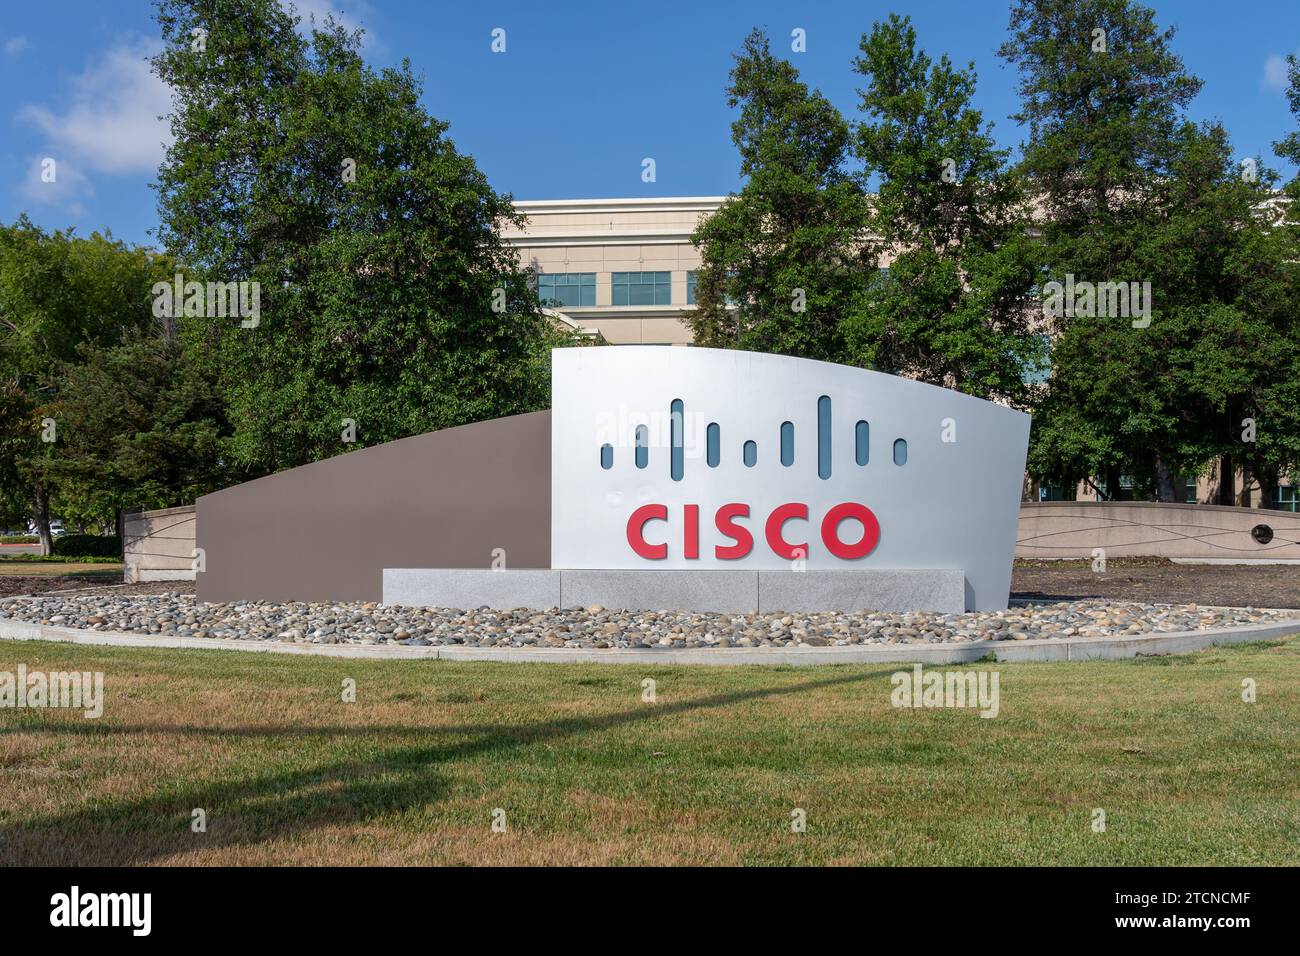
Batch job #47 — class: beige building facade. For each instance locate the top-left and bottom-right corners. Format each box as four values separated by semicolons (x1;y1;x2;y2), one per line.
502;196;721;345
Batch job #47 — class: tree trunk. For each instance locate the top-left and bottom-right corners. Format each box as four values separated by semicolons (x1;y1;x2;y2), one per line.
1153;453;1177;502
1104;467;1121;502
1218;455;1234;506
1258;468;1278;510
32;488;52;556
1240;466;1252;508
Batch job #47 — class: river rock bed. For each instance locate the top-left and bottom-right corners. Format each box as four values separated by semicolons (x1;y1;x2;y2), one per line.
0;594;1295;649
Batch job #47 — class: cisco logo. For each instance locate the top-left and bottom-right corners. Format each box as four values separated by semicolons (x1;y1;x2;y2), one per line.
593;393;897;562
551;347;1031;610
596;396;910;476
624;500;882;563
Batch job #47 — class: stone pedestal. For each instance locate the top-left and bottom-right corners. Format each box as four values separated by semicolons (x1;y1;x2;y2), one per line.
382;568;966;614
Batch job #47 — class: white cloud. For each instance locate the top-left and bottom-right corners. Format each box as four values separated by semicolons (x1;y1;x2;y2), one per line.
19;154;94;218
4;36;29;56
18;38;172;175
1264;52;1297;93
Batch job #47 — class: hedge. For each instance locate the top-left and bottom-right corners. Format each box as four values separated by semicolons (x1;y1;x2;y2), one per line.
52;534;122;558
0;554;121;564
0;535;38;544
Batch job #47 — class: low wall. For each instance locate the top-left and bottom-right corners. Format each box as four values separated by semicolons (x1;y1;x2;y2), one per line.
195;411;552;603
1016;501;1300;560
124;505;197;582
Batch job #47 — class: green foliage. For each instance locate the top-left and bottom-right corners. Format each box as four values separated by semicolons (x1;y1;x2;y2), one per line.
1275;54;1300;173
0;554;121;564
847;14;1041;401
0;216;170;384
687;6;1300;498
690;22;1041;404
30;336;236;516
687;29;873;359
152;0;570;474
1001;0;1203;233
52;534;122;558
1001;0;1300;500
0;216;177;544
0;535;37;544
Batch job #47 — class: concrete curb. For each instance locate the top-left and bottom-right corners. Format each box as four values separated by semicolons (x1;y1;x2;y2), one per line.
0;617;1296;666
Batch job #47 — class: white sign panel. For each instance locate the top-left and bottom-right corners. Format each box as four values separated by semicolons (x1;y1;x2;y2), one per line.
550;347;1030;610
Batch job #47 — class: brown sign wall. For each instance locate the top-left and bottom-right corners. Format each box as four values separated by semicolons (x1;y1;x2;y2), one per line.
195;411;552;603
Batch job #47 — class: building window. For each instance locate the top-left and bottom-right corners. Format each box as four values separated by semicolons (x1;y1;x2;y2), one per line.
1184;477;1198;504
1277;486;1300;512
1038;483;1076;501
612;271;671;306
1021;333;1052;386
1094;476;1135;501
687;269;742;307
538;273;595;308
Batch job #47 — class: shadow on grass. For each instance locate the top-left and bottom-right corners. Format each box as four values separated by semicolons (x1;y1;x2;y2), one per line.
0;668;890;865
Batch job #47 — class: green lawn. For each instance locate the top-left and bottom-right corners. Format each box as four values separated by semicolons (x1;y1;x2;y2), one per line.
1;637;1297;865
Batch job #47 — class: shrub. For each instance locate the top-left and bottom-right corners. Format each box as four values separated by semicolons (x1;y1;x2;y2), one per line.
0;535;38;544
52;534;122;558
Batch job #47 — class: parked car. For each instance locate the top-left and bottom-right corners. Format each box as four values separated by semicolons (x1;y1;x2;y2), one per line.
21;522;66;537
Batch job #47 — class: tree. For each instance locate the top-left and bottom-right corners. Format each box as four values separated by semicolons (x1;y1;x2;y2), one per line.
846;14;1041;402
1250;51;1300;505
688;29;873;360
1026;119;1300;501
999;0;1297;502
0;387;35;531
152;0;571;474
29;336;235;542
1271;53;1300;195
0;217;172;551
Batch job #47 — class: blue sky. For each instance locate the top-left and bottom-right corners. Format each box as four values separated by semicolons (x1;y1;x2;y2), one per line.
1;0;1297;247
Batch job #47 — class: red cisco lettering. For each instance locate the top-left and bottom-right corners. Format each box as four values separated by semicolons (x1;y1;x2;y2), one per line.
625;502;879;561
626;503;668;559
764;502;808;560
821;502;880;559
714;503;753;559
684;503;700;560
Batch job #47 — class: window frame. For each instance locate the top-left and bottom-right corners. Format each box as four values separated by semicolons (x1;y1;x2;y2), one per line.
611;270;672;306
537;272;596;309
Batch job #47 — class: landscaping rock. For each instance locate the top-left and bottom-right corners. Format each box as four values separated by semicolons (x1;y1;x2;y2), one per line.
0;593;1295;652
